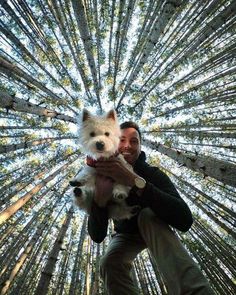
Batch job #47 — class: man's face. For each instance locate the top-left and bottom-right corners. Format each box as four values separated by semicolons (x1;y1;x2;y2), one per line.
118;127;141;165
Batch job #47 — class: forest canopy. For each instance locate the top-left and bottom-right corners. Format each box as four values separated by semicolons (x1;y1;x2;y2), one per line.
0;0;235;294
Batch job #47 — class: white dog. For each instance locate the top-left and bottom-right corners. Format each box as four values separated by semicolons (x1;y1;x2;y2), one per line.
70;109;140;220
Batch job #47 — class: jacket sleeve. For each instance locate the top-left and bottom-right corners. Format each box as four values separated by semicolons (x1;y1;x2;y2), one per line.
139;168;193;232
87;200;109;243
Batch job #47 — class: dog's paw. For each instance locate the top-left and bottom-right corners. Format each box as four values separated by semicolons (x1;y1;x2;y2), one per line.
130;205;141;215
70;180;82;187
113;184;129;201
73;187;82;197
113;192;128;201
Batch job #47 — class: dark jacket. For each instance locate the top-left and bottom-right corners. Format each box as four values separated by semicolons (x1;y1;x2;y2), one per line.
88;151;193;243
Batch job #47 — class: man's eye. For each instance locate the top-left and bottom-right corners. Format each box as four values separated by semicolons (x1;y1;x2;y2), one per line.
90;132;95;137
105;132;110;136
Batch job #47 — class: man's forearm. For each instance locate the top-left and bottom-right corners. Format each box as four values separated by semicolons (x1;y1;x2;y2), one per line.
87;200;109;243
140;182;193;232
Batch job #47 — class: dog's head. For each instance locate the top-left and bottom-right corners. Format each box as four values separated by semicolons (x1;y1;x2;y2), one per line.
79;109;121;159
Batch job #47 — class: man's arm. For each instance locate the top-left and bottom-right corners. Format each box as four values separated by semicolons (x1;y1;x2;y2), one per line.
88;200;109;243
87;175;113;243
94;157;193;232
138;168;193;232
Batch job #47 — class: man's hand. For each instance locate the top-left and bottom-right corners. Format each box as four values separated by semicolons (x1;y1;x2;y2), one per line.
95;157;138;187
94;174;114;207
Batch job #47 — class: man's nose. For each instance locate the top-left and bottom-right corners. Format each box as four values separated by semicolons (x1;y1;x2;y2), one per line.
123;142;131;149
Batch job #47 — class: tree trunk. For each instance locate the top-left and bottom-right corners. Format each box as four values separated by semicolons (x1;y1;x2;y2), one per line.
34;206;74;295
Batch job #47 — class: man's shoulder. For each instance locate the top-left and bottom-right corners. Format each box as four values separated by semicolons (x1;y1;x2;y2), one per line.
143;161;161;172
135;154;166;179
141;162;165;179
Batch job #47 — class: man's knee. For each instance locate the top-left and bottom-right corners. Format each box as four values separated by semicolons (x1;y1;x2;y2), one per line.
100;253;132;278
100;254;120;277
138;208;154;221
138;208;158;226
138;208;170;232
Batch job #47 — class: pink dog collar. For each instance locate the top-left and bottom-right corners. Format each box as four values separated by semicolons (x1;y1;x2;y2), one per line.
86;156;97;167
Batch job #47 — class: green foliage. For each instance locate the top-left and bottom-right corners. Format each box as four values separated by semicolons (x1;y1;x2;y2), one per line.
52;122;70;133
0;1;235;294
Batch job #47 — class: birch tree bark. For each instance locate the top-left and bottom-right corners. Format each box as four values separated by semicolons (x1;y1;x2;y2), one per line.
143;138;236;187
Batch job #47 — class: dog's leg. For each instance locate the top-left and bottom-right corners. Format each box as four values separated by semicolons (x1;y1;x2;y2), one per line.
69;180;85;187
70;177;87;204
108;203;141;220
73;187;94;214
72;171;96;214
112;184;130;201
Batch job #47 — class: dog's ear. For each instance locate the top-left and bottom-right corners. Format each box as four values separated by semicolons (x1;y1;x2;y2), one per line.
82;109;91;122
106;109;117;121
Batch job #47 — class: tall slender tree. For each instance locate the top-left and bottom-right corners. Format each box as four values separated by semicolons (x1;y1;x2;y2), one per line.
0;0;235;294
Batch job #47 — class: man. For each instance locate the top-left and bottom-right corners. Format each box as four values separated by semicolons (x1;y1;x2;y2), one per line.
87;121;214;295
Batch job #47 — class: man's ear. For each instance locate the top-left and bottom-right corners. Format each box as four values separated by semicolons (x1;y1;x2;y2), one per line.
106;109;117;121
82;109;91;122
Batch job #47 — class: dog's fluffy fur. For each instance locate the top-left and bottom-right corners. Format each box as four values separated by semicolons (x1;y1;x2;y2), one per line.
70;109;140;220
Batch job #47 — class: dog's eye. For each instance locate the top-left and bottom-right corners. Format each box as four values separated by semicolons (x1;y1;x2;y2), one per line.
105;132;110;136
90;132;95;137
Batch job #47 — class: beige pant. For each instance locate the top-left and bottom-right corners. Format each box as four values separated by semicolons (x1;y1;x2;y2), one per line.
100;208;214;295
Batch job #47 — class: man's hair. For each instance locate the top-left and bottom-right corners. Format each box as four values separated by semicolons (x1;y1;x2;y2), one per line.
120;121;141;141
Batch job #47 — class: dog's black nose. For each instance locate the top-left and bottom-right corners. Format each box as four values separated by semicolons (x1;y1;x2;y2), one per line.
96;141;105;151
